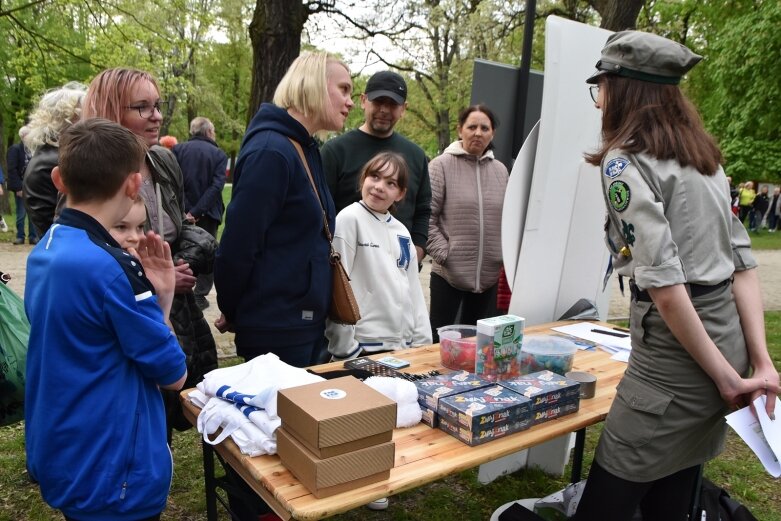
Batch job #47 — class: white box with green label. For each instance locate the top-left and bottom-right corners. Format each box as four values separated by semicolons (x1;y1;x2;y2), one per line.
476;315;525;381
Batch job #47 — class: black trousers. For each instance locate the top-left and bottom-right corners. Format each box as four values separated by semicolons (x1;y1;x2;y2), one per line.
193;216;219;298
429;272;497;342
572;460;700;521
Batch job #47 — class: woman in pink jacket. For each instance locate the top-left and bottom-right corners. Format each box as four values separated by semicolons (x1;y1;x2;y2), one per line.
427;104;509;341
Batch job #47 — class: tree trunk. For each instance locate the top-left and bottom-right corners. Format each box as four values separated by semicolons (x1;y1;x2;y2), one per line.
247;0;310;123
594;0;643;31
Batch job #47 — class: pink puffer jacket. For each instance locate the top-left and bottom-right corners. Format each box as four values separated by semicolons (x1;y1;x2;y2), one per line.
427;141;508;293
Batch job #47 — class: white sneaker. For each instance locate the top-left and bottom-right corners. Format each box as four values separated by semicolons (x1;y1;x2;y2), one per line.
367;497;389;511
0;218;8;233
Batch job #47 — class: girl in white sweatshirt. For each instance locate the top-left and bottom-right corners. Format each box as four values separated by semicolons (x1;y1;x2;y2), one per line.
326;152;432;360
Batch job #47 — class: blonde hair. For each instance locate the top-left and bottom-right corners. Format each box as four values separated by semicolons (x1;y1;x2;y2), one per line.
273;52;349;126
82;68;160;124
23;81;87;155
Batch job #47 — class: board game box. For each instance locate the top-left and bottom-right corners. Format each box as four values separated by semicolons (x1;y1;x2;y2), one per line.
498;370;581;410
437;384;531;433
415;371;492;410
438;415;532;446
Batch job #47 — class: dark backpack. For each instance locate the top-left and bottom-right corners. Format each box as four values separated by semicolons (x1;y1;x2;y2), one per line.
696;478;758;521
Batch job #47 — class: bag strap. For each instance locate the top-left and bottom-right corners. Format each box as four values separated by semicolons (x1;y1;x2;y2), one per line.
287;137;334;244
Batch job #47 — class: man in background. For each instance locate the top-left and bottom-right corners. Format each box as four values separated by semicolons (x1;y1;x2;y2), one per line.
173;117;228;310
321;70;431;265
7;126;38;245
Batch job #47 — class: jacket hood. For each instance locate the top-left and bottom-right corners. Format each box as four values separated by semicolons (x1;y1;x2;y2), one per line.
444;140;495;161
242;103;314;148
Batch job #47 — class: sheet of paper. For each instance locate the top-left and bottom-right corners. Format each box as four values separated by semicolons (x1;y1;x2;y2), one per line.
551;322;632;354
755;395;781;463
725;398;781;478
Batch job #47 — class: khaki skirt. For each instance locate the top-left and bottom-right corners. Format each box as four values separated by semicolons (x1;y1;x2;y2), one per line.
595;282;749;482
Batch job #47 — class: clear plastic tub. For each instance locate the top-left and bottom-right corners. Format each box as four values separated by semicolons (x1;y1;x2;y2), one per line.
519;335;579;376
438;325;478;372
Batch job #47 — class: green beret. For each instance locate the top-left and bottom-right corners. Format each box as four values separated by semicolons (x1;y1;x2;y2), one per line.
586;30;702;85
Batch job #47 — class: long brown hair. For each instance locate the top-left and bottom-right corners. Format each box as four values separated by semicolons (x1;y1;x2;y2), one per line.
585;75;722;175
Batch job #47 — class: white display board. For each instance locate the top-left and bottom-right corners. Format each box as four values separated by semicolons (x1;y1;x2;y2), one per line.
505;16;612;325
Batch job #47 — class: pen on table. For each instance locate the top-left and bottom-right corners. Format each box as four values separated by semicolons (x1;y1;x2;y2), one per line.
590;328;630;338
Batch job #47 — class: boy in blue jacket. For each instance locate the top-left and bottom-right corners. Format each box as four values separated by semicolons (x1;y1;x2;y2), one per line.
24;118;187;521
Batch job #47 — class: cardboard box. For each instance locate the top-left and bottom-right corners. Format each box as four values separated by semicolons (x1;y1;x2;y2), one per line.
276;428;394;498
437;384;531;433
420;405;438;428
476;315;525;381
530;400;580;426
277;376;396;458
415;371;492;410
499;370;581;411
438;416;532;446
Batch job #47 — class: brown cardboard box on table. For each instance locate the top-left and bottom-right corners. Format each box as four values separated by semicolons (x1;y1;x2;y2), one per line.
276;428;395;498
276;376;397;498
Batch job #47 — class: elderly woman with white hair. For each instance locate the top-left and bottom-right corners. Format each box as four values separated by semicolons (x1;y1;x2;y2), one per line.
22;81;87;236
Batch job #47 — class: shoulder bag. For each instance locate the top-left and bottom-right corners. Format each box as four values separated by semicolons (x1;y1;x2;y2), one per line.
288;138;361;325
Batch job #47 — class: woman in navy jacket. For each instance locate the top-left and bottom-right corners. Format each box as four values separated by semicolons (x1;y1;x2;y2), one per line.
214;52;354;367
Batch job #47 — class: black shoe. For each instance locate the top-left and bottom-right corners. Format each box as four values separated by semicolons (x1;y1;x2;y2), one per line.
195;296;210;310
29;238;39;245
13;238;25;245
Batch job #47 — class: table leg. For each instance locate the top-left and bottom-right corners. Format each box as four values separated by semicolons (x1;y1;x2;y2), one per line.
570;428;586;484
202;440;218;521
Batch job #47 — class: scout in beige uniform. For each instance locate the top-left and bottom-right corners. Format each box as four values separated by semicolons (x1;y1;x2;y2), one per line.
574;31;780;521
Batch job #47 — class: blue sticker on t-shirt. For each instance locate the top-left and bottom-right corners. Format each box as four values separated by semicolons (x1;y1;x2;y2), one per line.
604;157;630;179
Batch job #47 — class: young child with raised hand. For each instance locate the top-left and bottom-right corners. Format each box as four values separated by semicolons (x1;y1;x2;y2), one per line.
24;118;187;521
110;195;147;251
326;151;432;361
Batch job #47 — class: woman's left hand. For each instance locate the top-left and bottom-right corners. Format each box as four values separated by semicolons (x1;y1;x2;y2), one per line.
748;366;780;420
174;259;196;293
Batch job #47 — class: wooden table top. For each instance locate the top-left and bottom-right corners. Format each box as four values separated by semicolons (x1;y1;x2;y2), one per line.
180;321;627;520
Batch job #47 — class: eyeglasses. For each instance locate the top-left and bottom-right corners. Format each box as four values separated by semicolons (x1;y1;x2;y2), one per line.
589;85;599;103
124;100;168;119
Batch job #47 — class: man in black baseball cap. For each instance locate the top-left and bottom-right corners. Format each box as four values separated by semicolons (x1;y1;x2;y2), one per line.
321;70;431;267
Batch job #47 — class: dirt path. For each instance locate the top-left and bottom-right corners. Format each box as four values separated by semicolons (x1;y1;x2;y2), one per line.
4;243;780;357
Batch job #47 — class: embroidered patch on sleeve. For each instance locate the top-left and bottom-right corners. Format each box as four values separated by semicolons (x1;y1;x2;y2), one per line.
604;157;630;179
621;219;636;247
608;180;631;212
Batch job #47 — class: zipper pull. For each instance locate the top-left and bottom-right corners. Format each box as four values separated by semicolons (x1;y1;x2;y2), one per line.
120;482;127;500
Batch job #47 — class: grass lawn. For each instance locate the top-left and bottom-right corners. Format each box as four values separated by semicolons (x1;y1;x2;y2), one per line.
1;187;779;520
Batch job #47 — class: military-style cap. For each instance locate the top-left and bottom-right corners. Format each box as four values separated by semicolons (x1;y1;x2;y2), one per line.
365;71;407;104
586;30;702;85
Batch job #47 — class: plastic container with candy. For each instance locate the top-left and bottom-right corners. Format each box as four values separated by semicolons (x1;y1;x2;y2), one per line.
438;325;477;371
519;334;579;376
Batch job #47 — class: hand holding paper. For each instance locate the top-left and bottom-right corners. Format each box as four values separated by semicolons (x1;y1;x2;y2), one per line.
725;395;781;477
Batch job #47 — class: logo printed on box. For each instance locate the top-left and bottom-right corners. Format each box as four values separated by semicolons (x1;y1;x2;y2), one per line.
320;388;347;400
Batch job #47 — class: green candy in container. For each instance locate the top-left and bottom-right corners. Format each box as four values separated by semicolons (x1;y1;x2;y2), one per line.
438;325;478;372
520;334;579;376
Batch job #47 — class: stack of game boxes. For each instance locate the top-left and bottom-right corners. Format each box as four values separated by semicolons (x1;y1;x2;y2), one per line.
276;376;397;498
499;370;581;426
416;370;581;446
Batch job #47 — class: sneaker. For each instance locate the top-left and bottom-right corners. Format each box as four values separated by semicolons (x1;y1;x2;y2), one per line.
29;238;39;245
195;296;210;310
367;497;389;511
13;238;25;245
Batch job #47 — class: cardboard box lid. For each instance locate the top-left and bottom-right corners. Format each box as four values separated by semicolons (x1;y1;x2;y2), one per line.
284;424;393;459
277;376;396;448
277;427;395;491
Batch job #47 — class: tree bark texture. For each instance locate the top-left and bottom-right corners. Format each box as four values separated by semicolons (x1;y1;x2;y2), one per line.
247;0;310;122
593;0;643;31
